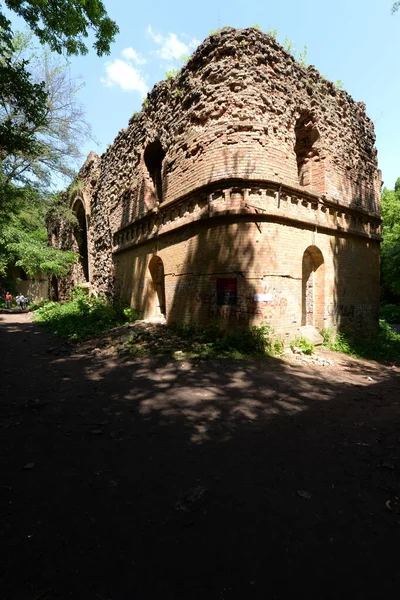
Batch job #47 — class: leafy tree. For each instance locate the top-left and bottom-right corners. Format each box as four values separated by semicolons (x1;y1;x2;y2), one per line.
381;178;400;298
0;0;118;57
0;0;118;157
0;191;77;277
1;32;93;191
392;2;400;13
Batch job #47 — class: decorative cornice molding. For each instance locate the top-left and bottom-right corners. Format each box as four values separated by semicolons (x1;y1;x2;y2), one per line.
111;179;381;253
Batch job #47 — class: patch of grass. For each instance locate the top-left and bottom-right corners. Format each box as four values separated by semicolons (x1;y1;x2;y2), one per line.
123;322;284;359
34;288;139;341
321;321;400;363
380;304;400;323
29;298;49;311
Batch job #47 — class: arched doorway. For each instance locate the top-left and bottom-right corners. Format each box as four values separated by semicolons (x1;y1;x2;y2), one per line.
73;199;89;283
50;275;59;301
302;246;325;329
149;256;166;317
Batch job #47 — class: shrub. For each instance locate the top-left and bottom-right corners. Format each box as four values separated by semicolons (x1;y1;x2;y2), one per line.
380;304;400;323
321;321;400;363
170;322;278;358
291;336;314;355
34;288;139;341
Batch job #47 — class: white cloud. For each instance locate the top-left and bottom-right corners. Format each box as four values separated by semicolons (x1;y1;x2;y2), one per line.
147;25;163;45
147;25;199;61
101;58;148;96
121;47;147;65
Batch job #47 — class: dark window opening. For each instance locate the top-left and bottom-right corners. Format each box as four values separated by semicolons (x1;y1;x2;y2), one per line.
50;275;59;301
144;139;165;202
294;113;320;187
51;228;58;247
216;278;237;306
73;200;89;282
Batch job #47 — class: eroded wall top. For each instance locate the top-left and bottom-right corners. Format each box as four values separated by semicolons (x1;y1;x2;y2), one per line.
79;27;381;236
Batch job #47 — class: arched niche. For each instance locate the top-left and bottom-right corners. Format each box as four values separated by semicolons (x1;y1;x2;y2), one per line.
72;198;89;283
148;255;166;317
294;112;325;192
301;245;325;329
144;139;165;203
50;275;59;301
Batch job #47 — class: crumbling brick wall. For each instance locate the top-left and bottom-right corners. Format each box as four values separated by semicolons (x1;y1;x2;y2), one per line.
56;27;382;335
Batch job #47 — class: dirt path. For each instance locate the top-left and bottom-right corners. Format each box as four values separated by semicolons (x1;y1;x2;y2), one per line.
1;312;400;599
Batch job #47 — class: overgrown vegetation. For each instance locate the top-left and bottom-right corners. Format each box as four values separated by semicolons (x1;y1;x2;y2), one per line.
34;288;139;341
380;304;400;323
290;336;314;355
124;322;284;359
0;193;77;278
381;178;400;299
321;322;400;363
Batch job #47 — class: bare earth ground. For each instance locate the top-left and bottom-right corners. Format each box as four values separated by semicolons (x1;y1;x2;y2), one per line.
1;312;400;600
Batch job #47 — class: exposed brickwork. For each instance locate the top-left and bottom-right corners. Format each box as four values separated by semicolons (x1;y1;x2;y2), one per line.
53;27;382;336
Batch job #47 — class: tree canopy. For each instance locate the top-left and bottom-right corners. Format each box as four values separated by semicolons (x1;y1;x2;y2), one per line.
381;178;400;298
0;191;77;279
0;0;118;57
1;32;93;191
0;0;118;158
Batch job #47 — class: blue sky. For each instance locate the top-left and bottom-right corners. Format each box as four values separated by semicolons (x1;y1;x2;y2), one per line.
6;0;400;189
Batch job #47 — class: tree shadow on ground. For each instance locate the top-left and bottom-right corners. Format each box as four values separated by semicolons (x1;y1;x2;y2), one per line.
1;317;400;599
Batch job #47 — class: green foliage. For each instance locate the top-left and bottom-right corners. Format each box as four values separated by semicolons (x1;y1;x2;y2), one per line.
165;69;179;80
0;192;77;277
321;322;400;363
392;2;400;13
122;321;284;359
142;97;149;109
321;327;352;354
34;288;139;341
381;179;400;297
290;336;314;355
1;0;118;57
252;24;262;31
168;322;280;358
334;80;344;89
0;1;117;160
297;46;309;68
1;32;94;190
266;29;278;39
45;192;78;229
380;304;400;323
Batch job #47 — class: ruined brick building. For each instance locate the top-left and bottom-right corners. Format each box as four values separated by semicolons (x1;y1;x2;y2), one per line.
52;27;382;338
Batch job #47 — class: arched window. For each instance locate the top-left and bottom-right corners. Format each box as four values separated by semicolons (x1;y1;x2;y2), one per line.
144;140;165;202
294;113;324;191
149;255;166;316
302;245;325;329
73;199;89;283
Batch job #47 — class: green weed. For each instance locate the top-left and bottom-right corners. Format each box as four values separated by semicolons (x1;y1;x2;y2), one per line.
34;288;139;341
290;336;314;355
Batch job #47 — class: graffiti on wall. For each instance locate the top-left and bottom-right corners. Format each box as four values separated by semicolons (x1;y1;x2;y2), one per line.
327;303;377;324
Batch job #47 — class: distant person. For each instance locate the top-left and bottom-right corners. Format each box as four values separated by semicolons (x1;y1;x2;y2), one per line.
16;294;22;309
21;295;28;310
5;292;12;309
